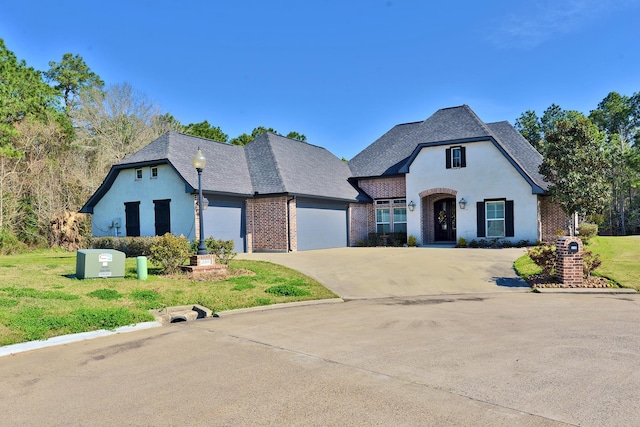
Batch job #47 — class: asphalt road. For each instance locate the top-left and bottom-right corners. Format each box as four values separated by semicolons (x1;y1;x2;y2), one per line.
2;292;639;426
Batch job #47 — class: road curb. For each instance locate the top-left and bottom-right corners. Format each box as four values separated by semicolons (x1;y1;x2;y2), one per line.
0;321;162;358
534;287;637;294
215;297;344;317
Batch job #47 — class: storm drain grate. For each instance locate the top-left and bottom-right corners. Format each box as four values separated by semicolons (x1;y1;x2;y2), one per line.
150;304;213;324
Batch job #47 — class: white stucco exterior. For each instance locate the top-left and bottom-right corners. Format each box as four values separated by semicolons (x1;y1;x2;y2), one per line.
91;164;196;239
405;140;540;244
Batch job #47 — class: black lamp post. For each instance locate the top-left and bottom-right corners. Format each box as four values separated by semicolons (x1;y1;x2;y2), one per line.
192;148;208;255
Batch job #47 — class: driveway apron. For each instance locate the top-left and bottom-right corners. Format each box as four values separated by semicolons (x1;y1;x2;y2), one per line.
237;246;530;299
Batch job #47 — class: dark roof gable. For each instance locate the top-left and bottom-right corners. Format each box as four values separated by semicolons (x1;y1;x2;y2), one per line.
349;105;547;193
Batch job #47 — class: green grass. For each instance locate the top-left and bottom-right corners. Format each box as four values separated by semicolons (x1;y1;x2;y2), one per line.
0;250;338;346
513;236;640;290
586;236;640;290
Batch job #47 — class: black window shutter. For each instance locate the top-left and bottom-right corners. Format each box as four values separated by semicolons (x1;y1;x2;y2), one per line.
460;147;466;168
446;148;451;169
505;200;514;237
477;201;486;237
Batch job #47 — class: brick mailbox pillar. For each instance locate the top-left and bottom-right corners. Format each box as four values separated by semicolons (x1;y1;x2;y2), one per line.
556;237;583;287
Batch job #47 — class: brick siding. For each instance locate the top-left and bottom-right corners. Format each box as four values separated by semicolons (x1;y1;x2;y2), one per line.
539;196;569;243
245;196;290;252
357;176;406;199
349;203;371;245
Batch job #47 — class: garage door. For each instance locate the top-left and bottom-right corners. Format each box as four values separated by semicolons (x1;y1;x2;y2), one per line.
202;195;245;252
296;198;348;251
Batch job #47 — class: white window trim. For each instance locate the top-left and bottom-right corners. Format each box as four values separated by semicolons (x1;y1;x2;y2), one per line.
486;200;505;238
151;167;158;179
135;169;143;180
451;147;462;169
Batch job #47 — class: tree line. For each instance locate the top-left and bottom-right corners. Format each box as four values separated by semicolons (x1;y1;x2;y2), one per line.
0;39;305;252
515;92;640;236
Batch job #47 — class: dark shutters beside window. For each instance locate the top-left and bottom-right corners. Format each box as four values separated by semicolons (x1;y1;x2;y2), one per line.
505;200;514;237
125;202;140;237
446;148;451;169
476;201;486;237
154;199;171;236
460;146;466;167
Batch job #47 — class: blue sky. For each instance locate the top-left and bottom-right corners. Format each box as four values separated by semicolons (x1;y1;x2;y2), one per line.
3;0;639;159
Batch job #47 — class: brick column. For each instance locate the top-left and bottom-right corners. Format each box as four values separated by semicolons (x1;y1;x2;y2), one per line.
556;237;583;287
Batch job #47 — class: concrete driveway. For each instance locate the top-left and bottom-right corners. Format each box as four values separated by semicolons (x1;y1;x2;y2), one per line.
237;246;530;299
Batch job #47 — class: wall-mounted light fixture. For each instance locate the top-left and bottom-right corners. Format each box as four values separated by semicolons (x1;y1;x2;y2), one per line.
408;200;416;212
458;198;467;210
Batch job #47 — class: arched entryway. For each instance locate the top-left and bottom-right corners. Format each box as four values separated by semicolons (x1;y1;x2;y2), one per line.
419;188;457;243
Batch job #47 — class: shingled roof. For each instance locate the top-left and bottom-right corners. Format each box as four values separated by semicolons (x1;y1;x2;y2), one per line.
81;131;360;213
349;105;547;193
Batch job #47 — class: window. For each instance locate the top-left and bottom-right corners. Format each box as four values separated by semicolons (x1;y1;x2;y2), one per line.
376;199;407;234
476;199;514;238
151;167;158;179
376;207;390;234
393;207;407;233
135;169;143;180
486;201;505;237
446;146;466;169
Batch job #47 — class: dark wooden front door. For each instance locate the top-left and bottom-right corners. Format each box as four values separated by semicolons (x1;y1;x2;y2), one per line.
154;199;171;236
434;198;456;241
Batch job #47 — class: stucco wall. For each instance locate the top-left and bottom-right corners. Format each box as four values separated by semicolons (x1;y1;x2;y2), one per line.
405;140;540;244
91;165;195;239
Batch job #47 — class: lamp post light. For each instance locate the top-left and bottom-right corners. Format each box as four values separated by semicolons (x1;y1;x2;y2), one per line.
192;148;208;255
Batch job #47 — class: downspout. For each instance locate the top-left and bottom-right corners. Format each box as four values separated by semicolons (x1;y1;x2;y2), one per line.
287;196;295;252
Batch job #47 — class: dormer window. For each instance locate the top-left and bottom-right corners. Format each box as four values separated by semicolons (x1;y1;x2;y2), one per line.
446;146;466;169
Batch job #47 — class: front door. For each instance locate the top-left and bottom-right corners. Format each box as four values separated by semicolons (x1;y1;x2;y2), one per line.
154;199;171;236
434;198;456;241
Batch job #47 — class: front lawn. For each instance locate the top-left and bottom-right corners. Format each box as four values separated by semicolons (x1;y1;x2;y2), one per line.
514;236;640;290
0;250;337;346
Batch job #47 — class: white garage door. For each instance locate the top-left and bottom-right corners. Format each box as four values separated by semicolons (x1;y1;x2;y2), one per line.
296;198;348;251
202;195;245;252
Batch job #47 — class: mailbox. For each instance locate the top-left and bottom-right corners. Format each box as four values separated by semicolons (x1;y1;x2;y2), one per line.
568;241;580;254
76;249;126;279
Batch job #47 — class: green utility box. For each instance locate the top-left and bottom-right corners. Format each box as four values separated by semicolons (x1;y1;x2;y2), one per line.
76;249;126;279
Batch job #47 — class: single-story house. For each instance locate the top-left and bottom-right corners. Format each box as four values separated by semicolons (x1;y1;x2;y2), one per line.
80;105;566;251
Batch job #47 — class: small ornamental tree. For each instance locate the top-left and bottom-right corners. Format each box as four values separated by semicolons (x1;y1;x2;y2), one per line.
539;115;610;235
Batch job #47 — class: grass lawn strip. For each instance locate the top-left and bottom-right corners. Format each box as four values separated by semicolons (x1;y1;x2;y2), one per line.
0;250;337;346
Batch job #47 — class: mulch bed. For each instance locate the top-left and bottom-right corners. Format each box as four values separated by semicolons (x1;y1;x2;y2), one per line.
526;274;613;288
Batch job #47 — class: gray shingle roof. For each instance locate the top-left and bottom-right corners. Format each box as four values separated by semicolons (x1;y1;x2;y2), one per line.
82;131;360;213
120;131;253;196
246;133;359;200
349;105;547;192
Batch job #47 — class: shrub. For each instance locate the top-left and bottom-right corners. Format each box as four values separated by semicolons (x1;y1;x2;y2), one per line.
149;233;191;274
202;237;236;265
468;239;479;248
583;250;602;278
501;239;512;248
0;227;26;255
408;235;418;247
528;244;556;277
456;237;467;247
578;223;598;244
90;236;156;257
